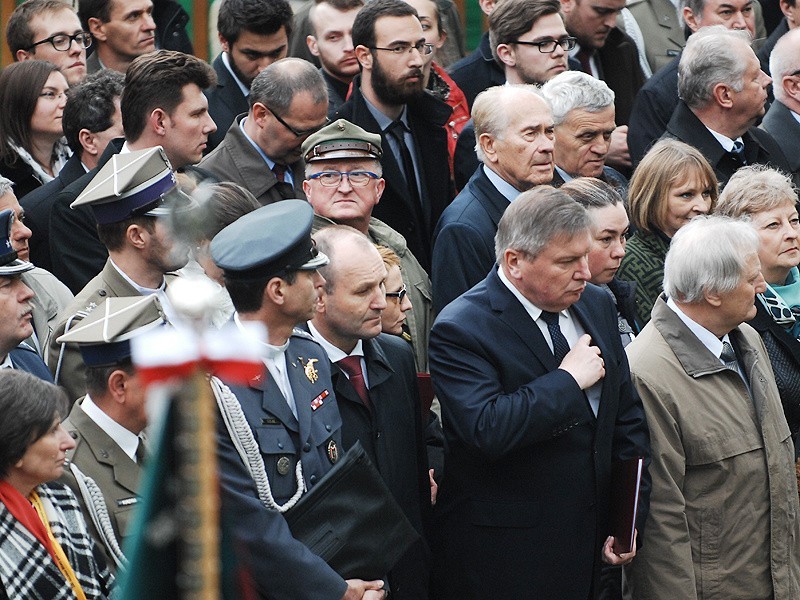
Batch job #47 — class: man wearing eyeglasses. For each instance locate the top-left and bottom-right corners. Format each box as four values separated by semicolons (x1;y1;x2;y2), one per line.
337;0;454;274
302;119;432;373
6;0;89;86
308;225;431;600
200;58;330;207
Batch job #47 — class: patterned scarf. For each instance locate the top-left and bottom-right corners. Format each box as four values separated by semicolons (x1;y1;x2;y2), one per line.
757;267;800;339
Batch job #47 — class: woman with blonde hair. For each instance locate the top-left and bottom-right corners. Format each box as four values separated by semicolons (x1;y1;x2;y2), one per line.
716;165;800;438
617;139;718;325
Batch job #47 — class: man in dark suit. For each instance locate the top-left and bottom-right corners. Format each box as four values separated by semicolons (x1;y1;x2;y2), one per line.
200;58;329;206
21;70;124;271
210;200;386;600
627;0;757;165
48;50;216;293
205;0;293;153
309;226;430;599
432;85;554;315
663;26;789;187
79;0;157;74
761;27;800;187
429;188;650;599
337;0;454;273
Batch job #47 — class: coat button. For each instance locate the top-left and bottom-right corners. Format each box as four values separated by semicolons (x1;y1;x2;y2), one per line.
325;425;332;432
98;290;107;297
303;443;311;452
277;442;284;449
310;475;317;484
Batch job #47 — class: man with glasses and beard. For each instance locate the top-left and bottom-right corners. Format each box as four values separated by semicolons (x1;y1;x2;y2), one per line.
200;58;330;207
336;0;454;273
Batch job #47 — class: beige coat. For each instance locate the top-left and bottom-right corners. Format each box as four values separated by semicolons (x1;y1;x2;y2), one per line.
625;297;800;600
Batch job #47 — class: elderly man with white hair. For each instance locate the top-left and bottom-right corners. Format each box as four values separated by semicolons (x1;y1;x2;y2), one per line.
541;70;627;191
662;26;789;187
625;215;800;599
431;84;555;314
761;27;800;188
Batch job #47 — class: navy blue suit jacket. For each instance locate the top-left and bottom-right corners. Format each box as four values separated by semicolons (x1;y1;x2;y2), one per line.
205;55;249;155
431;166;508;315
428;268;650;599
9;344;53;382
215;332;348;599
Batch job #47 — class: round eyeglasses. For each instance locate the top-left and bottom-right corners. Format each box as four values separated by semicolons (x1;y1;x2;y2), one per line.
26;31;93;52
307;171;380;187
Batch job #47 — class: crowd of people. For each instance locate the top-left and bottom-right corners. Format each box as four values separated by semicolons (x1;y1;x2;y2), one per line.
0;0;800;598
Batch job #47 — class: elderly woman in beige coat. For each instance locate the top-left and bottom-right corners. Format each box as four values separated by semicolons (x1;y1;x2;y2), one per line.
625;216;800;599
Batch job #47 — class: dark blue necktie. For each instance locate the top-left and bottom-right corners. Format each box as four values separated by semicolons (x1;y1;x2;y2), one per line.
540;310;570;364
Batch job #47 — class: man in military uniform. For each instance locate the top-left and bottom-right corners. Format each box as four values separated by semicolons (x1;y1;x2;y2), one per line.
302;119;432;372
209;200;386;599
57;295;168;572
49;147;191;401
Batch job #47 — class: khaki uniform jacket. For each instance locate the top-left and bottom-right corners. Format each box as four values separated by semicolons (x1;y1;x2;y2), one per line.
625;297;800;600
312;213;432;372
60;399;143;573
22;267;73;363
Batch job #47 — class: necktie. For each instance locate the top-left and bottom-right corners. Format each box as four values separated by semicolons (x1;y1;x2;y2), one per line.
272;162;286;183
730;140;747;165
135;435;147;464
540;311;571;364
386;120;422;208
576;47;594;75
337;355;371;409
720;341;739;372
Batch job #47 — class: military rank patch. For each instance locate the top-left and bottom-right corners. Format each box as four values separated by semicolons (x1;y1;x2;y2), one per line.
311;389;329;411
117;497;139;507
327;439;339;464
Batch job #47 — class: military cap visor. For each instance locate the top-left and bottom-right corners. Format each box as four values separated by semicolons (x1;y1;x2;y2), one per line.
211;200;329;282
302;119;383;163
0;210;34;276
56;296;168;368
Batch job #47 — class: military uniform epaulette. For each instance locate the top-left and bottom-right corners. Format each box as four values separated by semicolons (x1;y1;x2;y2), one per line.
291;327;317;342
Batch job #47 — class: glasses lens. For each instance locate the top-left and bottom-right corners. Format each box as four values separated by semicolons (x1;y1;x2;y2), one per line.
347;172;371;186
319;172;341;187
78;32;92;48
51;34;70;51
561;38;576;50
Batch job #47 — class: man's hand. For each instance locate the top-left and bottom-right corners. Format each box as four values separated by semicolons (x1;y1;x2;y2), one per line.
605;126;631;171
559;334;605;389
429;468;438;505
342;579;385;600
601;530;637;566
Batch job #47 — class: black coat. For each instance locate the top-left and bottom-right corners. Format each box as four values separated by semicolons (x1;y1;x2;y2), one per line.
153;0;193;54
335;82;454;272
20;154;85;271
663;101;791;187
585;28;645;126
0;157;42;200
48;139;123;294
205;54;249;154
760;99;800;190
447;32;505;111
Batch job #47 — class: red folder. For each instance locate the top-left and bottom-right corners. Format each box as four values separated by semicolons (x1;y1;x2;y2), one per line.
609;457;644;554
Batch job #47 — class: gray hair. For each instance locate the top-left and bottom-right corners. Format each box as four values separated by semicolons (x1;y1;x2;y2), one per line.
249;58;328;112
680;0;706;21
473;84;549;162
716;165;798;218
541;71;615;125
678;26;751;109
663;215;759;303
769;28;800;103
0;176;12;198
495;186;590;262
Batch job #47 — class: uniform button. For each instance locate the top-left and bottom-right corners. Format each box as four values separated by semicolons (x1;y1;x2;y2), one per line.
303;443;311;452
310;475;317;484
277;442;284;449
98;290;107;297
325;425;332;432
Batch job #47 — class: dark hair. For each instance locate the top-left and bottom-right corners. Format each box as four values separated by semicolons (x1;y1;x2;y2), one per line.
0;370;69;478
77;0;113;29
315;0;366;9
489;0;562;62
63;69;125;155
97;215;156;251
85;358;134;398
352;0;418;50
199;182;260;241
6;0;73;55
226;270;298;313
0;60;61;167
217;0;294;44
121;50;217;142
560;177;624;210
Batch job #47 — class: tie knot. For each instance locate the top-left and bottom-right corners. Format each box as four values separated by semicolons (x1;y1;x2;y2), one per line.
540;310;560;326
720;341;737;363
387;119;408;136
337;355;362;377
272;162;286;182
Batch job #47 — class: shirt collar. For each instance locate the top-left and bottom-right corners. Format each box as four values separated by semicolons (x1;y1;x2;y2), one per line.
233;312;289;359
705;126;742;153
221;51;251;97
363;95;409;132
0;354;12;369
307;321;364;363
109;258;166;296
483;164;522;203
666;296;727;358
555;165;574;183
80;394;140;462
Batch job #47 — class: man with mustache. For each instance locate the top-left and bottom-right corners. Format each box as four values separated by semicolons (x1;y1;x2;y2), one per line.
0;208;51;382
336;0;454;273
